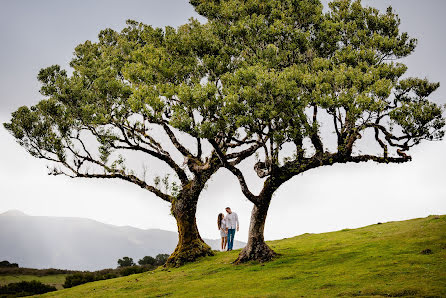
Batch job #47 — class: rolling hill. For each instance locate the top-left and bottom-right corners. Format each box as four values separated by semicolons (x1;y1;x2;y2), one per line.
40;214;446;297
0;210;244;271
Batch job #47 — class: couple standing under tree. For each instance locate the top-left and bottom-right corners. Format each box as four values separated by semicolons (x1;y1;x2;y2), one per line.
217;207;239;251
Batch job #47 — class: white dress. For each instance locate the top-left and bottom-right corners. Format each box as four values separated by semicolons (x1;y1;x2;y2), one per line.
219;218;227;237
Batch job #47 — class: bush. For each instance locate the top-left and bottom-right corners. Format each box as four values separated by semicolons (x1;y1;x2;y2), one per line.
0;280;56;297
63;272;95;288
117;257;135;268
0;261;19;268
63;254;170;288
0;267;78;276
138;256;156;266
63;266;153;288
155;254;169;266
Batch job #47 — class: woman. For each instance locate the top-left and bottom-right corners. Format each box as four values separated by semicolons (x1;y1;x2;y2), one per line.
217;213;227;251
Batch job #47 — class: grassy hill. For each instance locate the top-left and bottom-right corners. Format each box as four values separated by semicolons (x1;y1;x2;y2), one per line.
0;274;67;290
41;215;446;297
0;268;76;291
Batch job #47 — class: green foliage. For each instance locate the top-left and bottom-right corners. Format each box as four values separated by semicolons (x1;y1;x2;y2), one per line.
62;266;155;289
117;257;134;268
63;273;96;289
137;254;168;266
185;0;444;169
137;256;155;266
0;261;18;268
0;280;56;297
154;254;169;266
0;267;75;291
0;275;67;291
40;215;446;297
2;18;213;199
0;267;76;277
4;0;443;210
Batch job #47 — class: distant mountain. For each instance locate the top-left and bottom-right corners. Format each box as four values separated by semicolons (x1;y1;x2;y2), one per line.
0;210;245;271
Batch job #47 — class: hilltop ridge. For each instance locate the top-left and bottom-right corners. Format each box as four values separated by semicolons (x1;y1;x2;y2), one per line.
0;211;244;270
0;210;27;216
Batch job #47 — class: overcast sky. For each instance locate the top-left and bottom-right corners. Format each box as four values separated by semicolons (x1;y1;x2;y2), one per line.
0;0;445;242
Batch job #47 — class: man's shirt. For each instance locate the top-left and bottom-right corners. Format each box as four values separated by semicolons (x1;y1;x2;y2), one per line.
225;212;239;229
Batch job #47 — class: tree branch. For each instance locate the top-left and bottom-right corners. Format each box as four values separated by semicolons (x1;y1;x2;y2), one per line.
310;105;324;154
161;122;193;158
209;139;260;205
112;143;189;185
227;141;263;165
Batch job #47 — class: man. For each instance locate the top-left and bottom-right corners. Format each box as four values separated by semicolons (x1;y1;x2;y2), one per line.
224;207;239;251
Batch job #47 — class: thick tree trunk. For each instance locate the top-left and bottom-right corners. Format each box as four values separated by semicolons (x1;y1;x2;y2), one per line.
165;194;213;267
235;198;276;264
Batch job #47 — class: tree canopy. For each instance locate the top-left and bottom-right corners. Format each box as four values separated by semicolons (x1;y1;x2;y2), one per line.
186;0;445;262
117;257;135;268
3;19;258;266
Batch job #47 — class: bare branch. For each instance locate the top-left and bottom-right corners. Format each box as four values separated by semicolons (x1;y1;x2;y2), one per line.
196;137;202;160
161;122;193;157
310;105;324;154
347;154;411;164
227;141;263;165
111;143;189;185
209;139;260;205
75;172;173;202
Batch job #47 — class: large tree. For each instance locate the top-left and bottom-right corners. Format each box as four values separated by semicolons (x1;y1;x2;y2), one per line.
3;20;257;266
190;0;445;263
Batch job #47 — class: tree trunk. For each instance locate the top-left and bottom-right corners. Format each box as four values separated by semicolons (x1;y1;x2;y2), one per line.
165;194;213;267
235;198;276;264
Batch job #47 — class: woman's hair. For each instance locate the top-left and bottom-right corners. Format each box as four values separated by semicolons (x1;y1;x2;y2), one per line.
217;213;224;230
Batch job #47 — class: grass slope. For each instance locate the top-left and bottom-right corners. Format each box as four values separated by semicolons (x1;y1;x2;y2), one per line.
42;215;446;297
0;274;67;290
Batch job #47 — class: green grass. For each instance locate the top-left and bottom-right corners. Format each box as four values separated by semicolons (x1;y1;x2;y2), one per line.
41;215;446;297
0;274;67;290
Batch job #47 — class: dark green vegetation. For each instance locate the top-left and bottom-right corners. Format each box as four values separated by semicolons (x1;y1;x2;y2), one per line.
63;266;153;288
39;215;446;297
0;275;67;292
151;254;169;266
0;267;77;290
0;267;75;277
0;262;18;268
117;257;135;268
0;254;170;293
0;280;56;297
64;254;169;288
138;256;156;266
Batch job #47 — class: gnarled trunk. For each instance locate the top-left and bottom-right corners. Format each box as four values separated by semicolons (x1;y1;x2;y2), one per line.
165;194;213;267
235;198;275;264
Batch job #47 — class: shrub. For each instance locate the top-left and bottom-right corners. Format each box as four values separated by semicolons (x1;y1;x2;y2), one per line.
0;267;78;277
63;265;154;288
63;272;96;288
62;254;169;288
138;256;156;266
117;257;135;268
0;280;56;297
154;254;169;266
0;261;19;268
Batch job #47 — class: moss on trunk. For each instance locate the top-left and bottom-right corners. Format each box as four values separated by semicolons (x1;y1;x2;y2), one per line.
166;196;213;267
